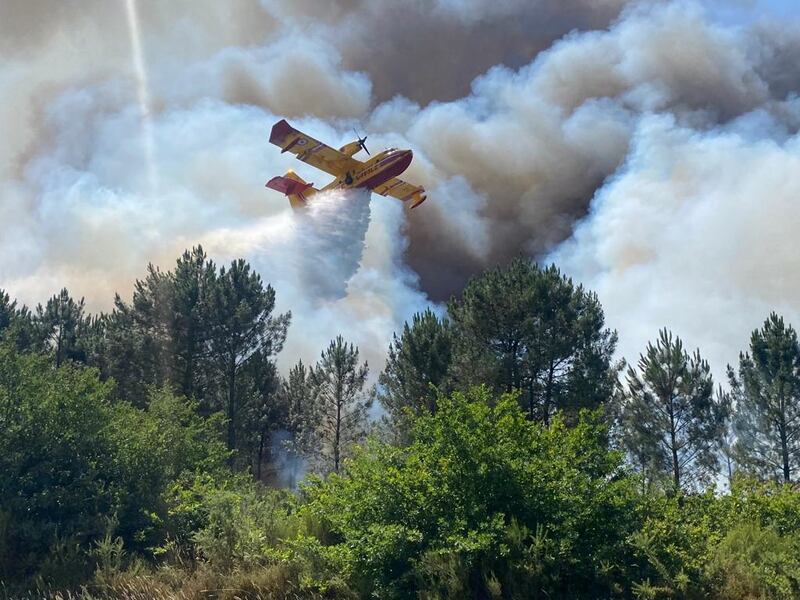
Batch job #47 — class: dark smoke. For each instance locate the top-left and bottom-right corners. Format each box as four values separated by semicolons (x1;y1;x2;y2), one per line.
263;0;630;103
3;0;800;378
390;1;800;298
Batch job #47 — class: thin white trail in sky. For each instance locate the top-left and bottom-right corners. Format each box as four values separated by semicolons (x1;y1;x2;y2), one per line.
124;0;158;191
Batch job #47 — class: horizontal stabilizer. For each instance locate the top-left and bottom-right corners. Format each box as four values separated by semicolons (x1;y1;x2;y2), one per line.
410;194;427;209
407;189;427;209
265;175;314;196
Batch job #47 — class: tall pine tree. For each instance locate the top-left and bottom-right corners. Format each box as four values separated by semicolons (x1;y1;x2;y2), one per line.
309;337;370;474
620;329;727;492
379;309;453;433
169;247;217;402
282;360;317;487
729;313;800;483
34;288;89;367
448;259;617;423
0;290;14;336
207;259;290;454
239;349;286;481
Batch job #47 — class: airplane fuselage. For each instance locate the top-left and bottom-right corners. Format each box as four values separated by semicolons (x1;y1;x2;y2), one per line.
323;149;413;192
266;118;427;209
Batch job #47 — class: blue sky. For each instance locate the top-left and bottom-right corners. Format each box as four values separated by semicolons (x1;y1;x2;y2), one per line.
704;0;799;24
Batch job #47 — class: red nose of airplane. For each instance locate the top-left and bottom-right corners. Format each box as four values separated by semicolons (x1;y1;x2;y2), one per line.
395;149;413;171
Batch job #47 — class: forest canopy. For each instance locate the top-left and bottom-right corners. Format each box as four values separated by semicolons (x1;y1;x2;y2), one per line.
2;250;800;599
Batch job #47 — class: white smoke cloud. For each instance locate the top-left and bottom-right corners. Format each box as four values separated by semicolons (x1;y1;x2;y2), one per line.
3;0;800;385
196;187;427;371
0;67;424;372
389;0;800;297
158;36;373;119
552;111;800;377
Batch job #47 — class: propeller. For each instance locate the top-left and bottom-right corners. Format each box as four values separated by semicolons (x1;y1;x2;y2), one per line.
353;128;370;156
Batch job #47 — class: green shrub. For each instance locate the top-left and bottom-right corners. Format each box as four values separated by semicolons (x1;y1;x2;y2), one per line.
0;344;230;586
707;522;800;600
0;347;118;581
303;387;640;598
191;483;298;571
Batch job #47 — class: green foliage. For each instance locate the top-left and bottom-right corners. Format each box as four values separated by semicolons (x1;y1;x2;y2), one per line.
308;337;371;475
9;257;800;600
448;259;618;423
730;313;800;483
707;522;800;600
620;329;729;492
207;258;291;453
154;476;357;598
303;387;639;598
238;350;287;481
0;345;117;581
146;388;230;480
631;493;721;598
0;300;38;353
89;248;291;469
0;289;15;336
282;360;317;487
629;479;800;599
102;389;230;554
0;343;230;585
169;247;218;401
33;288;90;368
191;483;298;572
379;309;454;435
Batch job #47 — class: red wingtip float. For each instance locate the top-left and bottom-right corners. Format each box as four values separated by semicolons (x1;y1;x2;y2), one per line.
265;119;427;211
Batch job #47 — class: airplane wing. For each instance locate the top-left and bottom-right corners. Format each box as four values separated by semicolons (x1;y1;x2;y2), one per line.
269;119;360;177
372;177;427;209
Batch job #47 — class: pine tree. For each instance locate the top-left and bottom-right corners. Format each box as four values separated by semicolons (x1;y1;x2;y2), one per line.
169;247;217;402
90;270;171;405
620;329;727;492
34;288;89;367
282;360;317;486
127;263;174;388
207;259;290;454
98;248;217;405
0;291;35;351
379;309;453;432
6;306;36;353
729;313;800;483
91;295;160;404
521;265;618;423
239;349;285;481
448;259;617;423
0;290;14;336
448;258;536;394
309;337;370;474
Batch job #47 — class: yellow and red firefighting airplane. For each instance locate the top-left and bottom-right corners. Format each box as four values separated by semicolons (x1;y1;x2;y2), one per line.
266;119;427;210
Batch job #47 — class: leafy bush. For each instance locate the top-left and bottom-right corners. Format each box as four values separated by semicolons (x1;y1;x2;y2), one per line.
0;346;118;581
191;483;298;571
706;522;800;600
303;387;640;598
630;480;800;600
0;344;229;585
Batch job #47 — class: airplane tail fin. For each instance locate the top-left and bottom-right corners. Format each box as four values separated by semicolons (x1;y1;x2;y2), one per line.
265;171;318;210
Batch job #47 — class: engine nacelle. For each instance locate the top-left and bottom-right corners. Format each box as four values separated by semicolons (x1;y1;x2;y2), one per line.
338;140;364;157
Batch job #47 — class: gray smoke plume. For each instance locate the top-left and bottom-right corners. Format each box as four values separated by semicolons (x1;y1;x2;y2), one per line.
2;0;800;379
551;109;800;379
261;0;630;103
389;0;800;299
